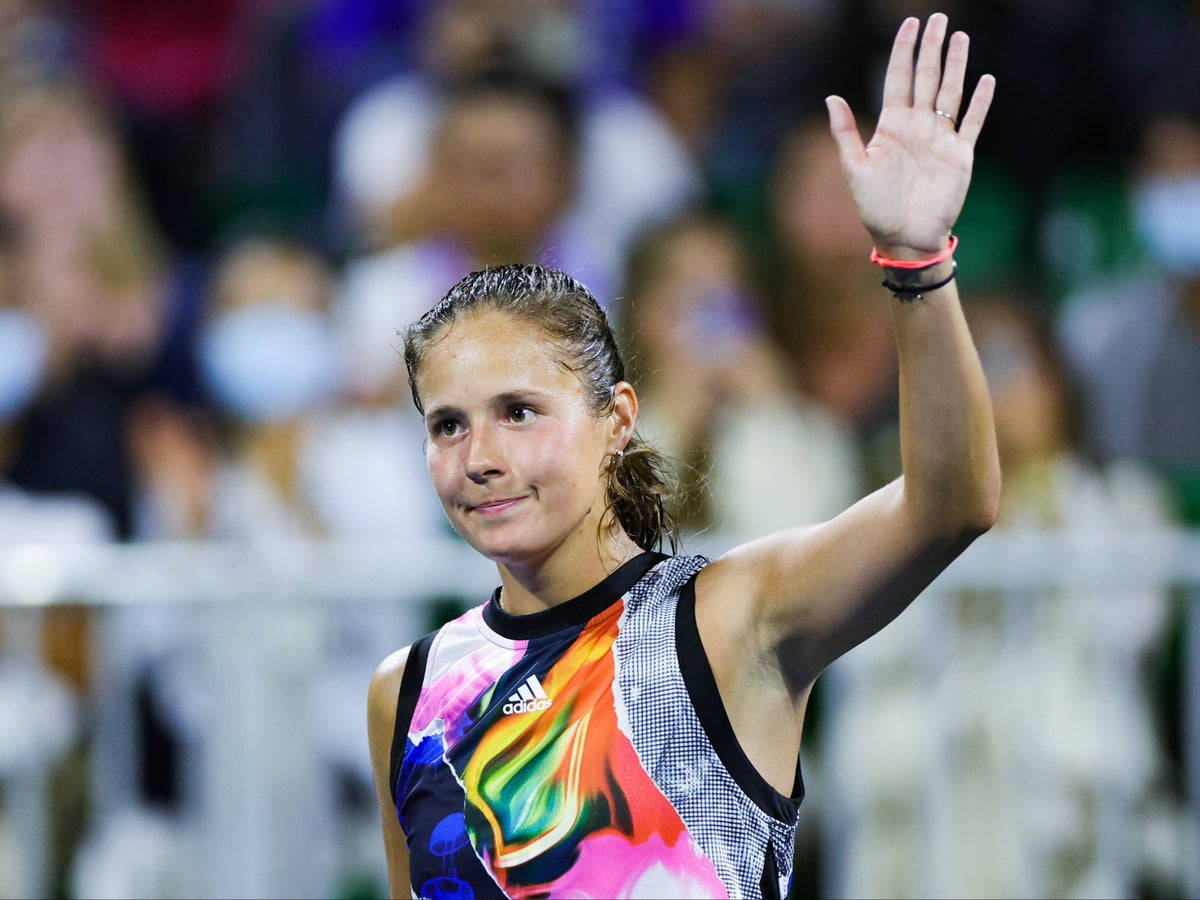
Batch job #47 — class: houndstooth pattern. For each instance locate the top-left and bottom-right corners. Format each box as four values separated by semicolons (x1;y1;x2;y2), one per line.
613;555;798;900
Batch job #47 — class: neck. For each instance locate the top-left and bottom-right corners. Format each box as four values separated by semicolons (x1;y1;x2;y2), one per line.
496;526;644;615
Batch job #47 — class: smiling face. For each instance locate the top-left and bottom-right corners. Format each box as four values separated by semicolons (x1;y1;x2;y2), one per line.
415;308;623;567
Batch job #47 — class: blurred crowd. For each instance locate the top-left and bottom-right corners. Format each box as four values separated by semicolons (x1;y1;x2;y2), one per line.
1;0;1199;897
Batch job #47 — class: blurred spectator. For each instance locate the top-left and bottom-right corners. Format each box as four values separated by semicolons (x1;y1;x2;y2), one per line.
972;293;1170;529
825;289;1178;898
132;237;338;539
0;86;173;538
75;0;250;252
336;71;612;407
0;209;112;542
1058;110;1200;521
215;0;423;250
769;115;900;488
622;213;858;534
131;234;442;542
0;0;79;92
331;0;699;263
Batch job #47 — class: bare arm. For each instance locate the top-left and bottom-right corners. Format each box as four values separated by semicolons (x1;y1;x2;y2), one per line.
697;13;1000;690
367;647;413;899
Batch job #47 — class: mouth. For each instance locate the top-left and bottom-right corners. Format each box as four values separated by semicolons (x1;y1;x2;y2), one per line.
469;496;527;515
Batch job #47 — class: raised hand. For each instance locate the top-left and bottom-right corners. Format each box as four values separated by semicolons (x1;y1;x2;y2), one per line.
826;13;995;258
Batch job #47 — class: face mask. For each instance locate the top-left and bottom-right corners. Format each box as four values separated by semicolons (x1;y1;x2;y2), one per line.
0;309;47;422
198;301;341;423
1132;175;1200;278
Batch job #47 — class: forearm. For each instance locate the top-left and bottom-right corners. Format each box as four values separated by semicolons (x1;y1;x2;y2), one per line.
887;257;1001;532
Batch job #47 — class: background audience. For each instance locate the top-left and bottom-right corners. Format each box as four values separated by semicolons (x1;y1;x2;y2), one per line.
0;1;1197;897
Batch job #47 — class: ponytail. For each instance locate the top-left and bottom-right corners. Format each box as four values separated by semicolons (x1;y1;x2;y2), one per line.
603;434;678;554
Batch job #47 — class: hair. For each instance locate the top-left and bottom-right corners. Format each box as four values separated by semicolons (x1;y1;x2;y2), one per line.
438;67;582;159
403;263;679;553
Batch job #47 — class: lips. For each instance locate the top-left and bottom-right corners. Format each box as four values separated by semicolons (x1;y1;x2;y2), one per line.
470;496;527;515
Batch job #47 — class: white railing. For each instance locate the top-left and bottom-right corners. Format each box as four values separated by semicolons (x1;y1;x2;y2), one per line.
1;530;1198;898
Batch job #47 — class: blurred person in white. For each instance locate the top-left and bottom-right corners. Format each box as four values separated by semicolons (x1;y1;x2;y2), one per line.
132;234;439;542
770;115;903;490
1058;108;1200;515
824;291;1178;898
331;0;699;264
622;213;859;535
337;71;610;404
128;235;441;813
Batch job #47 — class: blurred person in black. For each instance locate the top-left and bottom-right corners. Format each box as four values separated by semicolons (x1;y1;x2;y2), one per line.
0;86;181;539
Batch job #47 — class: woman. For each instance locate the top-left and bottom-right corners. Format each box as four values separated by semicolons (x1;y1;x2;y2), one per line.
368;14;999;899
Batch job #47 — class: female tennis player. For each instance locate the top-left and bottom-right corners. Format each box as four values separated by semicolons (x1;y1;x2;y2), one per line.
368;13;999;899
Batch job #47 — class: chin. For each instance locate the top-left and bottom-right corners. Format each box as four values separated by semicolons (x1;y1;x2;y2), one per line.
455;521;549;566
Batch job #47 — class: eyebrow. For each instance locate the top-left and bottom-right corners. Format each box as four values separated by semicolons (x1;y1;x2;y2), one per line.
424;390;554;421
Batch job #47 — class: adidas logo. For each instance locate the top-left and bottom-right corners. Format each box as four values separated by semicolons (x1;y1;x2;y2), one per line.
502;674;553;715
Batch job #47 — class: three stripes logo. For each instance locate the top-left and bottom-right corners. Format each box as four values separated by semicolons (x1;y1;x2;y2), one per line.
502;674;552;715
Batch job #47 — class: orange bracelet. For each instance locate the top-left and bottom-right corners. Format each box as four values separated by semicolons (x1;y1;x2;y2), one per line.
870;234;958;269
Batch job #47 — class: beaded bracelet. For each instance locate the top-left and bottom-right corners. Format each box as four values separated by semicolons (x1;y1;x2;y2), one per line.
881;262;957;302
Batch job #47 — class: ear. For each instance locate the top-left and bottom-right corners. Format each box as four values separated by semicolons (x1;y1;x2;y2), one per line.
608;381;638;451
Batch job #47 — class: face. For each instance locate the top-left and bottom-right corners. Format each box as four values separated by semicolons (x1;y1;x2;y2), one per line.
436;95;569;249
416;309;628;566
636;224;762;366
773;121;868;265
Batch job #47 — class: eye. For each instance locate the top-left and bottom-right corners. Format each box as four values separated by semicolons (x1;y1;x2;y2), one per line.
507;405;535;424
431;418;462;438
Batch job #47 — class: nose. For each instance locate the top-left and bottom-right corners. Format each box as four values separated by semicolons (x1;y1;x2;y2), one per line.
465;422;504;485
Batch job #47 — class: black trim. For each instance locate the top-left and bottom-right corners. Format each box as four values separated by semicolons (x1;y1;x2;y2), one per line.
480;551;667;640
760;840;781;900
675;573;805;822
389;631;436;806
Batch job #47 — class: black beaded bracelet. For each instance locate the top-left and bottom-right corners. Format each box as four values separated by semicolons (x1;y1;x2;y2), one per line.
881;261;957;302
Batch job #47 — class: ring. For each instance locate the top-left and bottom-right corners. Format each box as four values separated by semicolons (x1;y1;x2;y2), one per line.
934;108;958;127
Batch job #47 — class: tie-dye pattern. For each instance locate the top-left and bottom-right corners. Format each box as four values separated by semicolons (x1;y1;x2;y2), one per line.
398;598;728;899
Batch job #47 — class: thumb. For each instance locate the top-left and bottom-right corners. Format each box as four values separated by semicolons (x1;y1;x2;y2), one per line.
825;95;865;169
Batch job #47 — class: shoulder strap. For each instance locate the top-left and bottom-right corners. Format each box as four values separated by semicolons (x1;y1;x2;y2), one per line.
388;630;437;806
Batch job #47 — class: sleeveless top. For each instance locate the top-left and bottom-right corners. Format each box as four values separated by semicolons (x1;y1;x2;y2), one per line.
389;552;804;899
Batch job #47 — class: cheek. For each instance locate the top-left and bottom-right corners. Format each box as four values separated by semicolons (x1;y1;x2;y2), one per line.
425;445;458;504
523;423;604;498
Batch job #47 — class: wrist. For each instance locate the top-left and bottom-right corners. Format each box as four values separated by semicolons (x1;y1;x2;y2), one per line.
882;258;955;284
870;234;957;269
881;259;958;301
872;243;944;261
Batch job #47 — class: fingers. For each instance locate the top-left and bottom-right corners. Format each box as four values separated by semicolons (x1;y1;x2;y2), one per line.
958;74;996;146
912;12;948;108
881;17;920;108
825;95;865;168
934;31;969;122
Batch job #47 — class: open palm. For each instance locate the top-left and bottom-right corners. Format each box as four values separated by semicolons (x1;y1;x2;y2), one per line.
827;14;996;257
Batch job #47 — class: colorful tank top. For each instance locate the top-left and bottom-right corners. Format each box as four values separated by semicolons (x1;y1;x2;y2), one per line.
389;552;804;899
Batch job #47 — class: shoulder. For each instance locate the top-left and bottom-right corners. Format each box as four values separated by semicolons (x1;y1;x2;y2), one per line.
631;553;711;602
367;646;412;734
